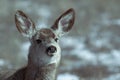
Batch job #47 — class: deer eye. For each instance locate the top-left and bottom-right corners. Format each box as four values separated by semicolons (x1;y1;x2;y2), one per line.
55;38;59;42
36;39;42;44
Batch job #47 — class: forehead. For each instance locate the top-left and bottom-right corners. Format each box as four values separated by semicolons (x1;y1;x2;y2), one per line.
35;28;55;39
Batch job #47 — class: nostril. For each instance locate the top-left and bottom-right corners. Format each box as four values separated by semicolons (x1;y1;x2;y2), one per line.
46;46;57;56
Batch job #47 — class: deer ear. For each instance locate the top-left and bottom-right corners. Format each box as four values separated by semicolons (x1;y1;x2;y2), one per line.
51;8;75;37
15;10;36;38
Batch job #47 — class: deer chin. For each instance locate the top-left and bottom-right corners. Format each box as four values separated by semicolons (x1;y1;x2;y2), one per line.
48;54;61;67
46;55;59;67
48;59;57;65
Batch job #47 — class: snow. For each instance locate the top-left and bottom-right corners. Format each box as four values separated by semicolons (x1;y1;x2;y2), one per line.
71;49;97;64
61;37;85;49
37;21;48;29
15;1;31;12
36;5;51;29
57;73;79;80
61;36;120;67
101;13;111;26
98;50;120;67
0;59;12;69
20;42;30;60
111;19;120;25
93;38;109;48
0;59;5;66
101;13;120;26
37;6;51;18
61;37;97;65
103;73;120;80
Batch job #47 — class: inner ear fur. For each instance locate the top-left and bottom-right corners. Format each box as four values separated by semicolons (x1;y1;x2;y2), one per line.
51;8;75;32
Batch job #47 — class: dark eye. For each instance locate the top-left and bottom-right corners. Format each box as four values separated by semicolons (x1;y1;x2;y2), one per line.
55;38;59;42
36;39;42;44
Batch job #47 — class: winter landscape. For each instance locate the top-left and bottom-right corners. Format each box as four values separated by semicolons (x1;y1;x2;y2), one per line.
0;0;120;80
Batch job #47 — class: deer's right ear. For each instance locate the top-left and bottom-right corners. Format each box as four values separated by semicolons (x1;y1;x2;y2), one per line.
15;10;36;38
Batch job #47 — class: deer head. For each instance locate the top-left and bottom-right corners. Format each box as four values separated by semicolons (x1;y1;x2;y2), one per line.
15;8;75;68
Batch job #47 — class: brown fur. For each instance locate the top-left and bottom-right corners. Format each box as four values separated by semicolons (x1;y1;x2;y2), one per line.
35;29;55;40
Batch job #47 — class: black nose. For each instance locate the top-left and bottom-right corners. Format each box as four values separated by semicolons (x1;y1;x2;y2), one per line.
46;46;57;56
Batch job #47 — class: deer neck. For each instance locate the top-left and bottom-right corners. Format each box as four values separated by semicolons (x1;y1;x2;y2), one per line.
25;63;57;80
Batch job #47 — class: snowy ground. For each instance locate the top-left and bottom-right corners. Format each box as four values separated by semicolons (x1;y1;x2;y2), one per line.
60;36;120;79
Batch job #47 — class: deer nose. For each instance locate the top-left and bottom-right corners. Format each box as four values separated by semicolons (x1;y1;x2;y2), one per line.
46;46;57;56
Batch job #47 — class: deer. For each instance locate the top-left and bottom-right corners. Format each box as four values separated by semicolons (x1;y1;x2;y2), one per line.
0;8;75;80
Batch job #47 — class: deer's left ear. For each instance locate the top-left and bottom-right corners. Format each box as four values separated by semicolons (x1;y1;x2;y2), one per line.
51;8;75;37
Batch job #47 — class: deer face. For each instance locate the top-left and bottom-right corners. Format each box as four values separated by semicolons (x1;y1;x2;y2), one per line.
29;28;61;67
33;28;59;57
15;9;75;67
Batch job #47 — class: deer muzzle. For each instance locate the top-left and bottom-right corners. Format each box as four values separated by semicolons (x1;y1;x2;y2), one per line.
46;45;57;56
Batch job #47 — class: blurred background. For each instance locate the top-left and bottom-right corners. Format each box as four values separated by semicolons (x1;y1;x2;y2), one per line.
0;0;120;80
